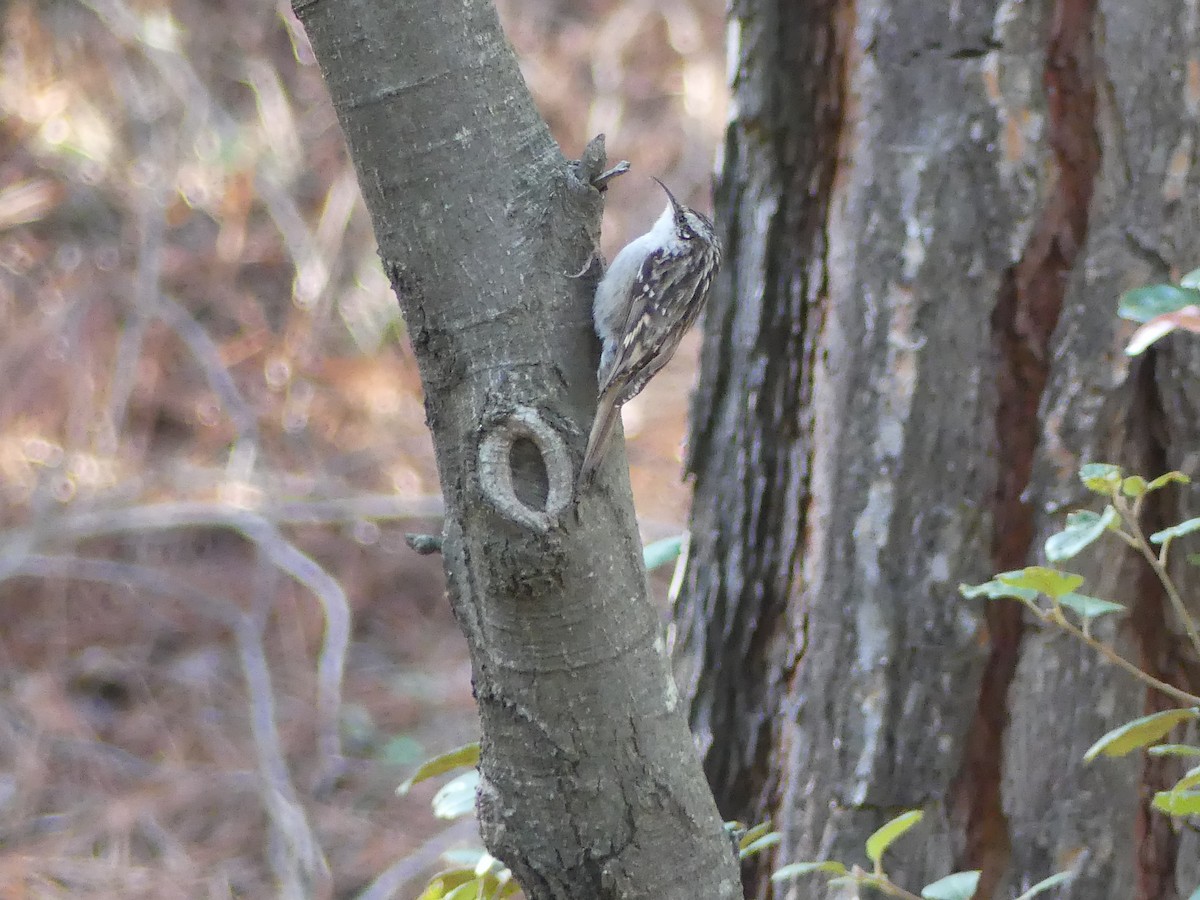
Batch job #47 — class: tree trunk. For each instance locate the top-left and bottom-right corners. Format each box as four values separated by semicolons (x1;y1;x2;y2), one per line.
291;1;740;897
674;1;1200;897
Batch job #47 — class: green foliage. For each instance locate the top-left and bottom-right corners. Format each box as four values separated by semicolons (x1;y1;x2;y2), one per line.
416;864;520;900
1057;593;1125;623
398;741;481;795
865;810;923;868
734;821;783;860
642;534;685;571
401;743;516;898
1118;283;1199;322
739;831;782;860
770;861;848;882
1118;281;1200;355
1148;743;1200;758
1147;471;1191;491
1082;706;1198;763
1149;516;1200;544
1044;507;1118;561
1079;462;1124;494
1151;762;1200;816
1014;870;1077;899
766;292;1198;899
1172;765;1200;792
433;770;481;819
996;566;1083;599
958;579;1038;604
920;871;981;900
960;449;1200;896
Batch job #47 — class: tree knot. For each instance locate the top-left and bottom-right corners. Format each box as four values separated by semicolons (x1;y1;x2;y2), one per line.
478;405;572;533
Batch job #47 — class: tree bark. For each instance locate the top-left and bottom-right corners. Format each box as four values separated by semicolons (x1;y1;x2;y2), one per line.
675;0;1200;898
291;1;739;897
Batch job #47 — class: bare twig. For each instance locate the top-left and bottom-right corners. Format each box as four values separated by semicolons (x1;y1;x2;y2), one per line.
1118;494;1200;662
235;599;332;900
4;495;442;545
154;293;260;445
5;503;352;783
14;553;332;898
1045;605;1200;707
105;189;166;453
241;517;351;788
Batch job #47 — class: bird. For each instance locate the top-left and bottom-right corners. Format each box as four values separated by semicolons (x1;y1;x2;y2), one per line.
578;177;722;487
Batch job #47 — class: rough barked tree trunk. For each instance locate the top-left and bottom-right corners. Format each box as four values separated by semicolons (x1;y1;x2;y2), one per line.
292;2;739;897
674;1;1200;898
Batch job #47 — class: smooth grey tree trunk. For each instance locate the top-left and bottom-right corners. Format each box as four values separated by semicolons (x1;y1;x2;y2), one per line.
291;1;740;897
674;1;1200;898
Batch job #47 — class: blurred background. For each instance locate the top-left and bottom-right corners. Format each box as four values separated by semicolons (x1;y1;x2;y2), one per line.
0;0;725;895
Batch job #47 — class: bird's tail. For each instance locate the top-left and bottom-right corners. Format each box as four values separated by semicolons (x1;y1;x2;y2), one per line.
578;389;622;488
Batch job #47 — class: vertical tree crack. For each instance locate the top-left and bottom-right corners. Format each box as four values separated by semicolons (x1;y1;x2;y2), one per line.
1128;355;1187;900
956;0;1101;895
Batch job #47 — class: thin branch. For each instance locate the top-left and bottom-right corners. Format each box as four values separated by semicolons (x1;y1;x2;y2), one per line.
2;490;447;784
8;503;353;783
241;516;351;788
13;554;332;898
105;188;166;453
154;292;260;445
1046;607;1200;707
234;600;332;900
6;495;442;545
1117;495;1200;663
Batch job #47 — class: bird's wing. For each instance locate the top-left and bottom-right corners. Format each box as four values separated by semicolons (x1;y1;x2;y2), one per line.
598;243;713;405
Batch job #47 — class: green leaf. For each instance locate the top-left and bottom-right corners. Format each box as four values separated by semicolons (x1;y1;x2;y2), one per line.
1170;765;1200;793
1150;517;1200;545
1058;592;1125;622
739;832;782;859
1044;507;1119;562
921;871;982;900
1121;476;1148;497
1190;553;1200;567
1083;708;1200;762
1014;870;1076;899
770;861;848;881
1147;471;1191;491
997;567;1084;600
866;810;924;865
398;742;481;795
444;879;490;900
737;822;773;850
1180;267;1200;289
1079;463;1124;494
1118;284;1200;323
418;870;481;900
1126;318;1180;356
1151;790;1200;816
1148;743;1200;758
642;534;685;571
432;770;480;819
959;580;1039;604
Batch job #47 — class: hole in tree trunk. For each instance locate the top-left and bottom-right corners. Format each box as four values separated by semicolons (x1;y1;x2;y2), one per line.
509;436;549;511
